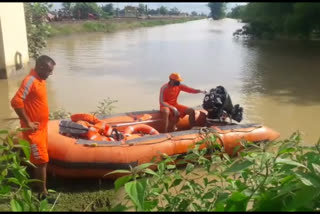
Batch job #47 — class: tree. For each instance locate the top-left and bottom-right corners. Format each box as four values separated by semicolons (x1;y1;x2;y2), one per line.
72;3;102;19
159;6;168;16
101;3;114;16
191;11;198;16
207;2;226;20
24;3;52;59
148;9;159;16
169;7;180;16
137;3;146;15
227;5;246;19
61;2;75;18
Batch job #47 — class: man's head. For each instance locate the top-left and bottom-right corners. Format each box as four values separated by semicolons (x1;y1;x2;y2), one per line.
169;73;183;86
35;55;56;80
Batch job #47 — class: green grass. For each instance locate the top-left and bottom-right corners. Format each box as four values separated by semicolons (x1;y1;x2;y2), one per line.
48;17;205;37
0;176;121;212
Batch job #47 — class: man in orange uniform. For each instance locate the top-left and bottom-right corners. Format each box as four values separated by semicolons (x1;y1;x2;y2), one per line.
159;73;206;132
11;55;56;199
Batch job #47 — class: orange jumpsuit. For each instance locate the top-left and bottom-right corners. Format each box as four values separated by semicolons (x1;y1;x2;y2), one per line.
11;69;49;164
159;83;200;118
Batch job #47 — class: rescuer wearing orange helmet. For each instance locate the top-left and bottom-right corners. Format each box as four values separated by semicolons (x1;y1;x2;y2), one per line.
11;55;56;200
159;73;206;132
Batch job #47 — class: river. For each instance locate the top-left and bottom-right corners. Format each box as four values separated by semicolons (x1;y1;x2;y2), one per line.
1;18;320;145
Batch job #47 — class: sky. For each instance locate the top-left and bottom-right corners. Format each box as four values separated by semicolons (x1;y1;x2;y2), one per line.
51;2;247;16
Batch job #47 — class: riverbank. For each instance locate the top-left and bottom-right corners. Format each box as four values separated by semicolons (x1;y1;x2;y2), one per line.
48;16;205;37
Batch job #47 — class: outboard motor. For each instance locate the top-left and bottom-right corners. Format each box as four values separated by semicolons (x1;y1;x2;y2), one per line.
202;86;243;122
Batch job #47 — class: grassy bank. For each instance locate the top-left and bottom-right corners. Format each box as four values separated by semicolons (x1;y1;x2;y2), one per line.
48;17;205;37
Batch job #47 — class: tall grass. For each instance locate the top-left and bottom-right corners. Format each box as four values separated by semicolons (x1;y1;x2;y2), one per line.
48;17;204;37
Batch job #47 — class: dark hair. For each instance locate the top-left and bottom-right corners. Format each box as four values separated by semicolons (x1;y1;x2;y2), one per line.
35;55;56;68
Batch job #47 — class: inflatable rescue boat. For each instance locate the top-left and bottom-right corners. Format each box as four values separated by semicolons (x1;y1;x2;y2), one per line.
47;109;280;179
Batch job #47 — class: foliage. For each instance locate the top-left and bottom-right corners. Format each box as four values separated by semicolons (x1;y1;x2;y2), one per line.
72;3;102;19
101;3;114;16
159;6;169;16
191;11;198;17
207;2;226;20
61;2;75;17
91;98;118;116
227;5;246;19
109;132;320;211
169;7;181;16
0;129;57;211
24;3;52;59
137;3;147;15
49;108;71;120
232;3;320;40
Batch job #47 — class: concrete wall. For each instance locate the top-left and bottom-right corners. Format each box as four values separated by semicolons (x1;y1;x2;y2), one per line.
0;3;29;79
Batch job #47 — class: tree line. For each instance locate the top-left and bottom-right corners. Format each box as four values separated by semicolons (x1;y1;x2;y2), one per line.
51;3;206;20
208;2;320;39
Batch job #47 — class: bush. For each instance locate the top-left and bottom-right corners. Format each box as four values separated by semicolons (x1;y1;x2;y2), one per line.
109;132;320;211
24;3;52;59
0;129;56;211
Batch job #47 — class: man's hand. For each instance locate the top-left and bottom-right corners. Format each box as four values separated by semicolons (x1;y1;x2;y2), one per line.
27;121;40;131
199;90;207;94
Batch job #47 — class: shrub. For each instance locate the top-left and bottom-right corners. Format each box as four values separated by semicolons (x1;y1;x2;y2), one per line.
0;129;56;211
109;132;320;211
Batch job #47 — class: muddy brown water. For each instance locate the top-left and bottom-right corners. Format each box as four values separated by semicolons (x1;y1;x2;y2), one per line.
1;18;320;145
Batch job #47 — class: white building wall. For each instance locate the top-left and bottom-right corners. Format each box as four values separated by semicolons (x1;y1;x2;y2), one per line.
0;3;29;79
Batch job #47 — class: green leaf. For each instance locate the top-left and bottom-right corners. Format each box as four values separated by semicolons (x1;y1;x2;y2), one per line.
144;168;159;177
278;147;296;155
109;203;129;212
143;200;158;211
223;160;254;174
312;163;320;176
114;175;132;192
8;177;20;185
124;179;147;211
18;139;31;160
7;136;14;147
186;163;194;174
230;192;248;202
215;202;225;211
134;163;155;172
47;189;56;193
295;172;320;187
203;177;208;186
104;169;131;177
2;169;8;177
286;186;318;211
225;192;249;211
10;199;23;211
203;191;214;200
275;158;307;169
222;153;231;162
280;175;295;184
166;164;176;170
40;199;49;211
0;185;11;195
170;178;182;188
23;189;32;204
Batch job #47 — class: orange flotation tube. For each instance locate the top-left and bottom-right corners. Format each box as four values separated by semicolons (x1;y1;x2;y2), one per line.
47;110;280;180
71;113;101;124
124;124;160;136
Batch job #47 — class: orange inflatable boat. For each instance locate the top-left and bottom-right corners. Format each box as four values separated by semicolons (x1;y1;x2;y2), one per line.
47;110;280;179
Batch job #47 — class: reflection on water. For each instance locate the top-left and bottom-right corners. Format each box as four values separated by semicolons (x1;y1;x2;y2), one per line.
1;18;320;145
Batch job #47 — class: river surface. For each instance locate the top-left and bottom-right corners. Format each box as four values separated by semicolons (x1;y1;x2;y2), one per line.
1;18;320;145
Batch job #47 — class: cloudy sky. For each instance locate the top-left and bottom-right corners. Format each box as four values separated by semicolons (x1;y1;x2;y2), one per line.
51;2;247;15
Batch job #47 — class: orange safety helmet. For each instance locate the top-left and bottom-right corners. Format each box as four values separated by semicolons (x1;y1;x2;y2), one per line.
169;73;183;82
